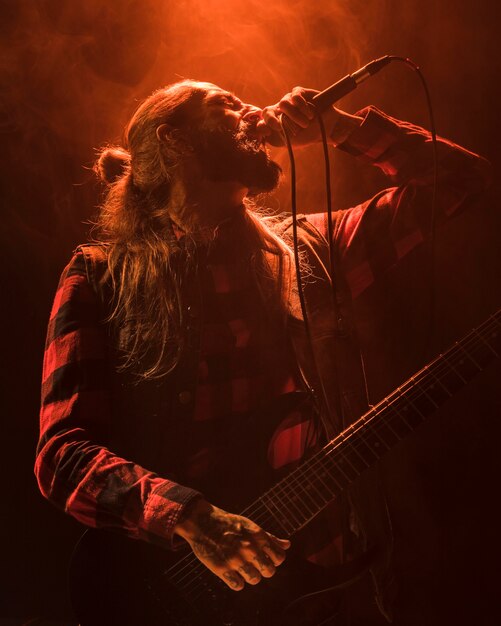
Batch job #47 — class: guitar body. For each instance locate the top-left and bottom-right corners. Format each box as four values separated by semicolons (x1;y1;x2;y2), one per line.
70;529;345;626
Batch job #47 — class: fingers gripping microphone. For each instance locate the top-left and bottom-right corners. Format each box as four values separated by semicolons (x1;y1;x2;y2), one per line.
312;55;393;111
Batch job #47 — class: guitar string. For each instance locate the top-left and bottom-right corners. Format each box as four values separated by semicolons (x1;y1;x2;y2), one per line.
168;317;500;600
242;316;501;529
164;314;500;595
249;313;501;521
163;314;500;596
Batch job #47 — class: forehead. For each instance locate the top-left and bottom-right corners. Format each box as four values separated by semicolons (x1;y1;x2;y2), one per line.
190;82;237;102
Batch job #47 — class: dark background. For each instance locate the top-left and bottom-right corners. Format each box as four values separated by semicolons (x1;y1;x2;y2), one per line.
1;0;500;623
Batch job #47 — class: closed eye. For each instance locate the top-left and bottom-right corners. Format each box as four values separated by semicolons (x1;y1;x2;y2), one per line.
210;95;243;110
229;99;243;110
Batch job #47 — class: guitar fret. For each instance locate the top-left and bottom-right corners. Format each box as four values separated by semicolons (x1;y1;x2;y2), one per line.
399;382;435;424
447;332;494;381
301;472;331;507
326;445;361;481
472;327;499;357
271;485;308;525
491;314;501;329
363;411;392;452
346;439;374;473
470;335;499;368
341;448;369;474
315;458;345;493
425;365;454;401
278;485;312;524
258;497;293;535
322;449;353;486
297;476;326;510
388;410;414;437
370;429;391;453
455;342;483;372
437;363;467;393
260;494;296;534
374;416;403;447
307;462;337;498
381;396;414;439
347;421;381;464
413;378;439;409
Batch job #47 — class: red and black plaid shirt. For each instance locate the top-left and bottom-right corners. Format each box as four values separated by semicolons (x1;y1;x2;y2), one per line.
35;107;490;553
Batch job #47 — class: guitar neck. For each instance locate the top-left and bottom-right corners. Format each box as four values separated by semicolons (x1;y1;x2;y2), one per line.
247;310;501;536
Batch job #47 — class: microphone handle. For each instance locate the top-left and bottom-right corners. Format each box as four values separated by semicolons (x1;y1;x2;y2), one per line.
312;55;392;112
312;75;357;111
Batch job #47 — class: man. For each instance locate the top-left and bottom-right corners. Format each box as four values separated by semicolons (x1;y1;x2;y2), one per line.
35;80;491;624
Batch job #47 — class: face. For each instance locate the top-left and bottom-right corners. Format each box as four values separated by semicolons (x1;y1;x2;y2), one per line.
185;83;282;195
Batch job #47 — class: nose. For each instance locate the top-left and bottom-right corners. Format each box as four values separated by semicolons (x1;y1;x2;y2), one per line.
242;107;262;125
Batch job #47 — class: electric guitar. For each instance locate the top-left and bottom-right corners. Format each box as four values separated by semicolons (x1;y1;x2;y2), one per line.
69;309;500;626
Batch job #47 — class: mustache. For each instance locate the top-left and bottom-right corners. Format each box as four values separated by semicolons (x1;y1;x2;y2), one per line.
189;122;264;154
234;122;264;150
183;121;282;195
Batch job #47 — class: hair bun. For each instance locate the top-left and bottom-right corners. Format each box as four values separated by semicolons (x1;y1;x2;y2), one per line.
94;147;130;184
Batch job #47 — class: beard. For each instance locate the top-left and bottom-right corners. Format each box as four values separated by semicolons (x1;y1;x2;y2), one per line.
187;123;282;195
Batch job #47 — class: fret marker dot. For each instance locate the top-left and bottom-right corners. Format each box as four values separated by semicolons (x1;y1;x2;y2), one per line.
459;360;464;365
374;441;380;447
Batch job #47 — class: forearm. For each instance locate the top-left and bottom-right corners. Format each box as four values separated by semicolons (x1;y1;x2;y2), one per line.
308;108;492;301
36;250;201;549
35;427;201;548
335;106;492;193
327;107;364;147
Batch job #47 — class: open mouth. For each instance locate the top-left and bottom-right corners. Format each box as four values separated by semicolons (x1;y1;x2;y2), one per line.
237;122;266;152
242;135;265;154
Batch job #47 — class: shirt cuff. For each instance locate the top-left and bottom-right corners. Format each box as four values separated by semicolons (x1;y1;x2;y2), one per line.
141;480;203;550
335;106;405;162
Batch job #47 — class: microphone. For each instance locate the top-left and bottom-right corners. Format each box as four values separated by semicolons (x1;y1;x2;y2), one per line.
312;55;393;111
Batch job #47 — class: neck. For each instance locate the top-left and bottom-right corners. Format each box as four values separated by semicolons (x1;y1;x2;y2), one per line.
167;171;248;236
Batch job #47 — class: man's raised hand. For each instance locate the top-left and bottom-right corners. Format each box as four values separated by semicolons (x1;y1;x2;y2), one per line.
258;86;362;147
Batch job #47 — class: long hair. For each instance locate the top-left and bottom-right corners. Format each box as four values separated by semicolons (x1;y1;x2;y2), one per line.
93;80;294;380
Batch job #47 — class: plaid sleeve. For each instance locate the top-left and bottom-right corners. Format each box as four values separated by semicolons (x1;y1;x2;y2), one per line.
35;250;201;549
308;106;492;300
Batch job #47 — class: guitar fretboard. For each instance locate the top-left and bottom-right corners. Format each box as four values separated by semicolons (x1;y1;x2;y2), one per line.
163;309;500;603
252;310;501;536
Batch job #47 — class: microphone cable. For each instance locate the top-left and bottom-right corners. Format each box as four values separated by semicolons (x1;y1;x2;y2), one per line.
281;118;343;425
282;55;438;420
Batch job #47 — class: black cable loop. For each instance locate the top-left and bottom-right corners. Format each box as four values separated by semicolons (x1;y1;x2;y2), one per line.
316;110;375;414
281;117;337;428
284;55;439;426
384;56;439;357
315;111;347;423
